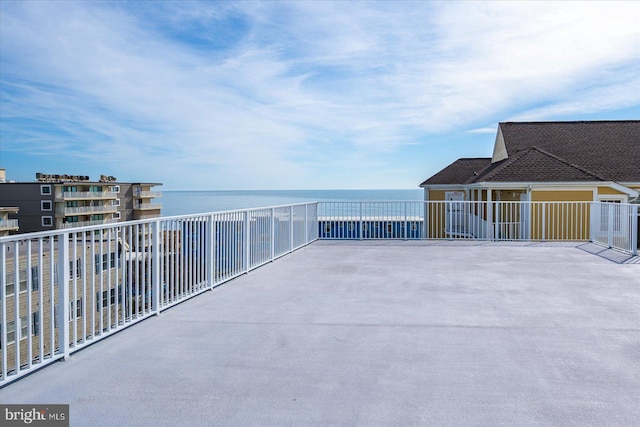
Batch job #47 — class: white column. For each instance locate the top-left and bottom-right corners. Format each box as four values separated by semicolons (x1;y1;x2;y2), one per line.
487;189;493;240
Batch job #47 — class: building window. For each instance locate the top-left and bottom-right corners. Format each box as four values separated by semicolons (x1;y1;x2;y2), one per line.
40;185;51;195
32;312;40;336
2;316;28;345
111;185;120;193
96;290;116;311
66;201;78;208
41;200;52;211
94;252;119;273
62;186;77;193
112;199;120;206
70;259;82;278
113;212;121;220
69;298;83;320
63;216;79;224
89;186;103;193
31;266;39;291
42;216;53;227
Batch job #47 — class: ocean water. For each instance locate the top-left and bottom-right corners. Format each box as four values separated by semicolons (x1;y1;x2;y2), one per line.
161;189;423;217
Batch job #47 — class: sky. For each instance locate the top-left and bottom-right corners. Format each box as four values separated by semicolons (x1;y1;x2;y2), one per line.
0;1;639;190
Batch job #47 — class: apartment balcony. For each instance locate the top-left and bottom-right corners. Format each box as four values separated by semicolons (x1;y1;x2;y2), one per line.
59;217;119;229
134;202;162;211
133;190;162;198
0;219;19;231
56;205;118;216
55;190;118;200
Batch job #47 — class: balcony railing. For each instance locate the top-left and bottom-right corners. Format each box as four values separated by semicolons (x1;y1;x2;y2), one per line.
59;218;120;229
0;219;19;231
56;191;118;200
0;202;318;385
135;202;162;210
56;205;118;216
0;200;636;386
133;190;162;198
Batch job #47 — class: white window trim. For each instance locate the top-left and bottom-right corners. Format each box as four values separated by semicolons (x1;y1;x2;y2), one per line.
113;212;121;219
41;200;53;211
111;185;120;193
42;216;53;227
112;199;120;206
597;194;626;203
40;185;51;195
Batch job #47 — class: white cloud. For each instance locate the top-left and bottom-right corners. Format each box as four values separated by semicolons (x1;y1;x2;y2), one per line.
1;0;638;189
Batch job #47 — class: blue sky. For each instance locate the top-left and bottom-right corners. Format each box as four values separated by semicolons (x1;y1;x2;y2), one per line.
1;1;638;190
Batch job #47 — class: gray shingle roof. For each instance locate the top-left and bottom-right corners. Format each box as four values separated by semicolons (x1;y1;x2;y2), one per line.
420;158;491;185
499;121;640;182
421;120;640;186
477;147;606;182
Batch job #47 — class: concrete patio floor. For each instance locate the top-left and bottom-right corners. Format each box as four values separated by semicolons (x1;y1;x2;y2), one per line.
1;241;639;426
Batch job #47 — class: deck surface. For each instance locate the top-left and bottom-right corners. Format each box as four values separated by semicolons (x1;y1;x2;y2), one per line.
1;241;639;426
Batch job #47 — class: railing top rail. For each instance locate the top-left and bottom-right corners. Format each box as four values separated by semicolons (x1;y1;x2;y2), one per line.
160;201;319;221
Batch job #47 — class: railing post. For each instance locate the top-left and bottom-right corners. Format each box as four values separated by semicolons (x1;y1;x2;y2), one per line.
608;203;614;248
271;208;275;260
404;202;408;240
57;232;70;360
289;206;294;252
0;241;7;379
152;220;161;312
423;201;428;239
589;202;596;243
631;204;638;256
487;192;493;241
359;202;363;240
244;211;250;272
208;214;215;288
541;202;546;242
304;204;308;244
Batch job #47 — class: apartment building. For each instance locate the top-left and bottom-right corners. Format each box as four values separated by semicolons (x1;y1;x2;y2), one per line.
0;171;162;233
0;225;187;378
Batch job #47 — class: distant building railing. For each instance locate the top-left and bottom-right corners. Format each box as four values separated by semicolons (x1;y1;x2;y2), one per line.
0;220;19;231
56;205;118;216
0;202;318;385
56;191;118;200
133;190;162;198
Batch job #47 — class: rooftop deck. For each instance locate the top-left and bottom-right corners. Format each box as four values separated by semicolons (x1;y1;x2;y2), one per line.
1;241;639;426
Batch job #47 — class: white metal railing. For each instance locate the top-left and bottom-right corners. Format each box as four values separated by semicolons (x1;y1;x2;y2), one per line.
56;191;117;200
135;203;163;210
133;190;162;198
56;205;118;215
1;199;636;385
591;202;638;254
318;201;636;255
59;218;120;229
0;202;318;385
